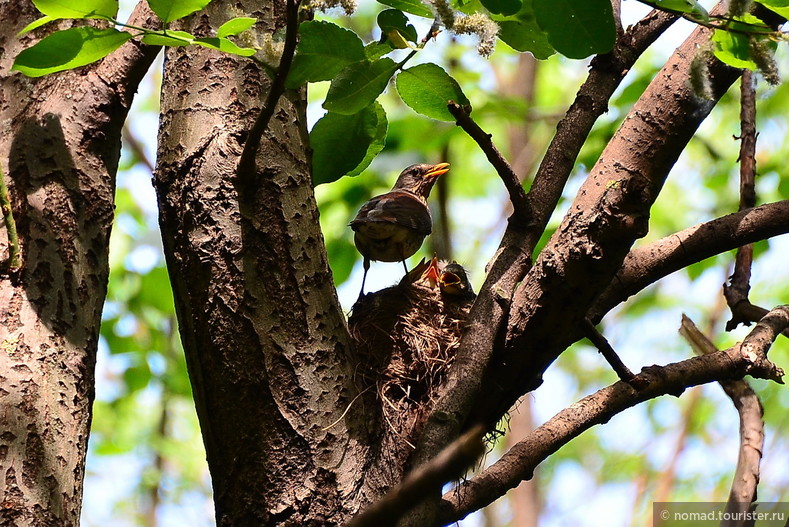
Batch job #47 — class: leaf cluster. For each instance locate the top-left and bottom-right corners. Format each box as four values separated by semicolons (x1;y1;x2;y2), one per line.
13;0;258;77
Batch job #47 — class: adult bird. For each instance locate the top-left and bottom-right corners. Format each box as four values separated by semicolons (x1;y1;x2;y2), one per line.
350;162;449;298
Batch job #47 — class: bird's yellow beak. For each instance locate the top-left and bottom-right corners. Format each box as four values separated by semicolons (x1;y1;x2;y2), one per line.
424;162;450;179
439;270;461;290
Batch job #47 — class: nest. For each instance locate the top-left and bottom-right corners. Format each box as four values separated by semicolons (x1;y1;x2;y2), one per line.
348;269;474;446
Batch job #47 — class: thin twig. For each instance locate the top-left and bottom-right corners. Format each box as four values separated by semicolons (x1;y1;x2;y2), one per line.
582;318;636;382
0;163;21;273
346;425;485;527
446;101;528;219
236;0;301;193
724;70;761;332
679;315;764;514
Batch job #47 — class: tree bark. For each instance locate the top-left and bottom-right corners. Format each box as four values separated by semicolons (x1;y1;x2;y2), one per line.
0;3;159;525
153;1;377;524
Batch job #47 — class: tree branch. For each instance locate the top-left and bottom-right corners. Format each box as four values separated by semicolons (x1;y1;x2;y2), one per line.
347;426;485;527
0;163;21;273
589;201;789;322
447;102;528;218
438;307;787;525
481;1;743;426
521;8;678;250
678;316;764;514
403;11;682;523
582;318;636;382
236;0;300;193
724;69;760;332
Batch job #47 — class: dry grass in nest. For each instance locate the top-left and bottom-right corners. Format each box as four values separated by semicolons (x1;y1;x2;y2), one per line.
349;278;473;444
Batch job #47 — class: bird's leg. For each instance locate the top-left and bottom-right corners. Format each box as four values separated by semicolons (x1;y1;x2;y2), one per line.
358;257;371;300
401;259;409;275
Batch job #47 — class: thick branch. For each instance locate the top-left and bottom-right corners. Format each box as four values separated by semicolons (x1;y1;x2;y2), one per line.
408;7;681;489
438;307;787;525
522;9;678;250
589;201;789;321
481;1;743;425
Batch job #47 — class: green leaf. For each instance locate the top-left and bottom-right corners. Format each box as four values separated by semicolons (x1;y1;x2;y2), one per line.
195;37;257;56
12;26;132;77
32;0;118;19
492;0;554;58
711;14;772;70
377;9;418;43
377;0;433;17
286;20;366;89
497;19;554;58
141;30;195;46
18;15;56;37
755;0;789;18
651;0;709;19
533;0;616;59
217;16;257;37
711;31;755;69
395;63;469;121
364;41;394;60
482;0;521;16
311;102;388;185
323;58;398;115
147;0;212;23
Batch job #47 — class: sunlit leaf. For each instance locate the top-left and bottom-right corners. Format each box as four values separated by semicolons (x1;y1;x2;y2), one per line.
194;37;257;56
376;0;433;17
311;102;388;185
396;63;469;121
12;26;132;77
216;16;257;37
323;58;398;115
286;20;366;89
32;0;118;19
141;29;194;46
710;15;771;70
755;0;789;18
17;15;56;37
533;0;615;58
364;41;394;60
147;0;212;23
651;0;709;19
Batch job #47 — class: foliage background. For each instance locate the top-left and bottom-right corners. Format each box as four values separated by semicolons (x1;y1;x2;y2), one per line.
81;1;789;525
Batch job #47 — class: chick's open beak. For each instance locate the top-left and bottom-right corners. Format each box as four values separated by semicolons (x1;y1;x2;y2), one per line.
424;162;450;179
421;256;441;288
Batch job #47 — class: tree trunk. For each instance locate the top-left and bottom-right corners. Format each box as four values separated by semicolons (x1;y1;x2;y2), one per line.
153;1;380;523
0;5;158;525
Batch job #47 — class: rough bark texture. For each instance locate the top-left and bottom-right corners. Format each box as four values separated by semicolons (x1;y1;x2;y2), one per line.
153;1;378;524
479;13;744;423
0;3;159;525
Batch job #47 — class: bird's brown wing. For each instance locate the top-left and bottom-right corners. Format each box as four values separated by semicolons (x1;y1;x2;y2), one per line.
350;189;432;236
